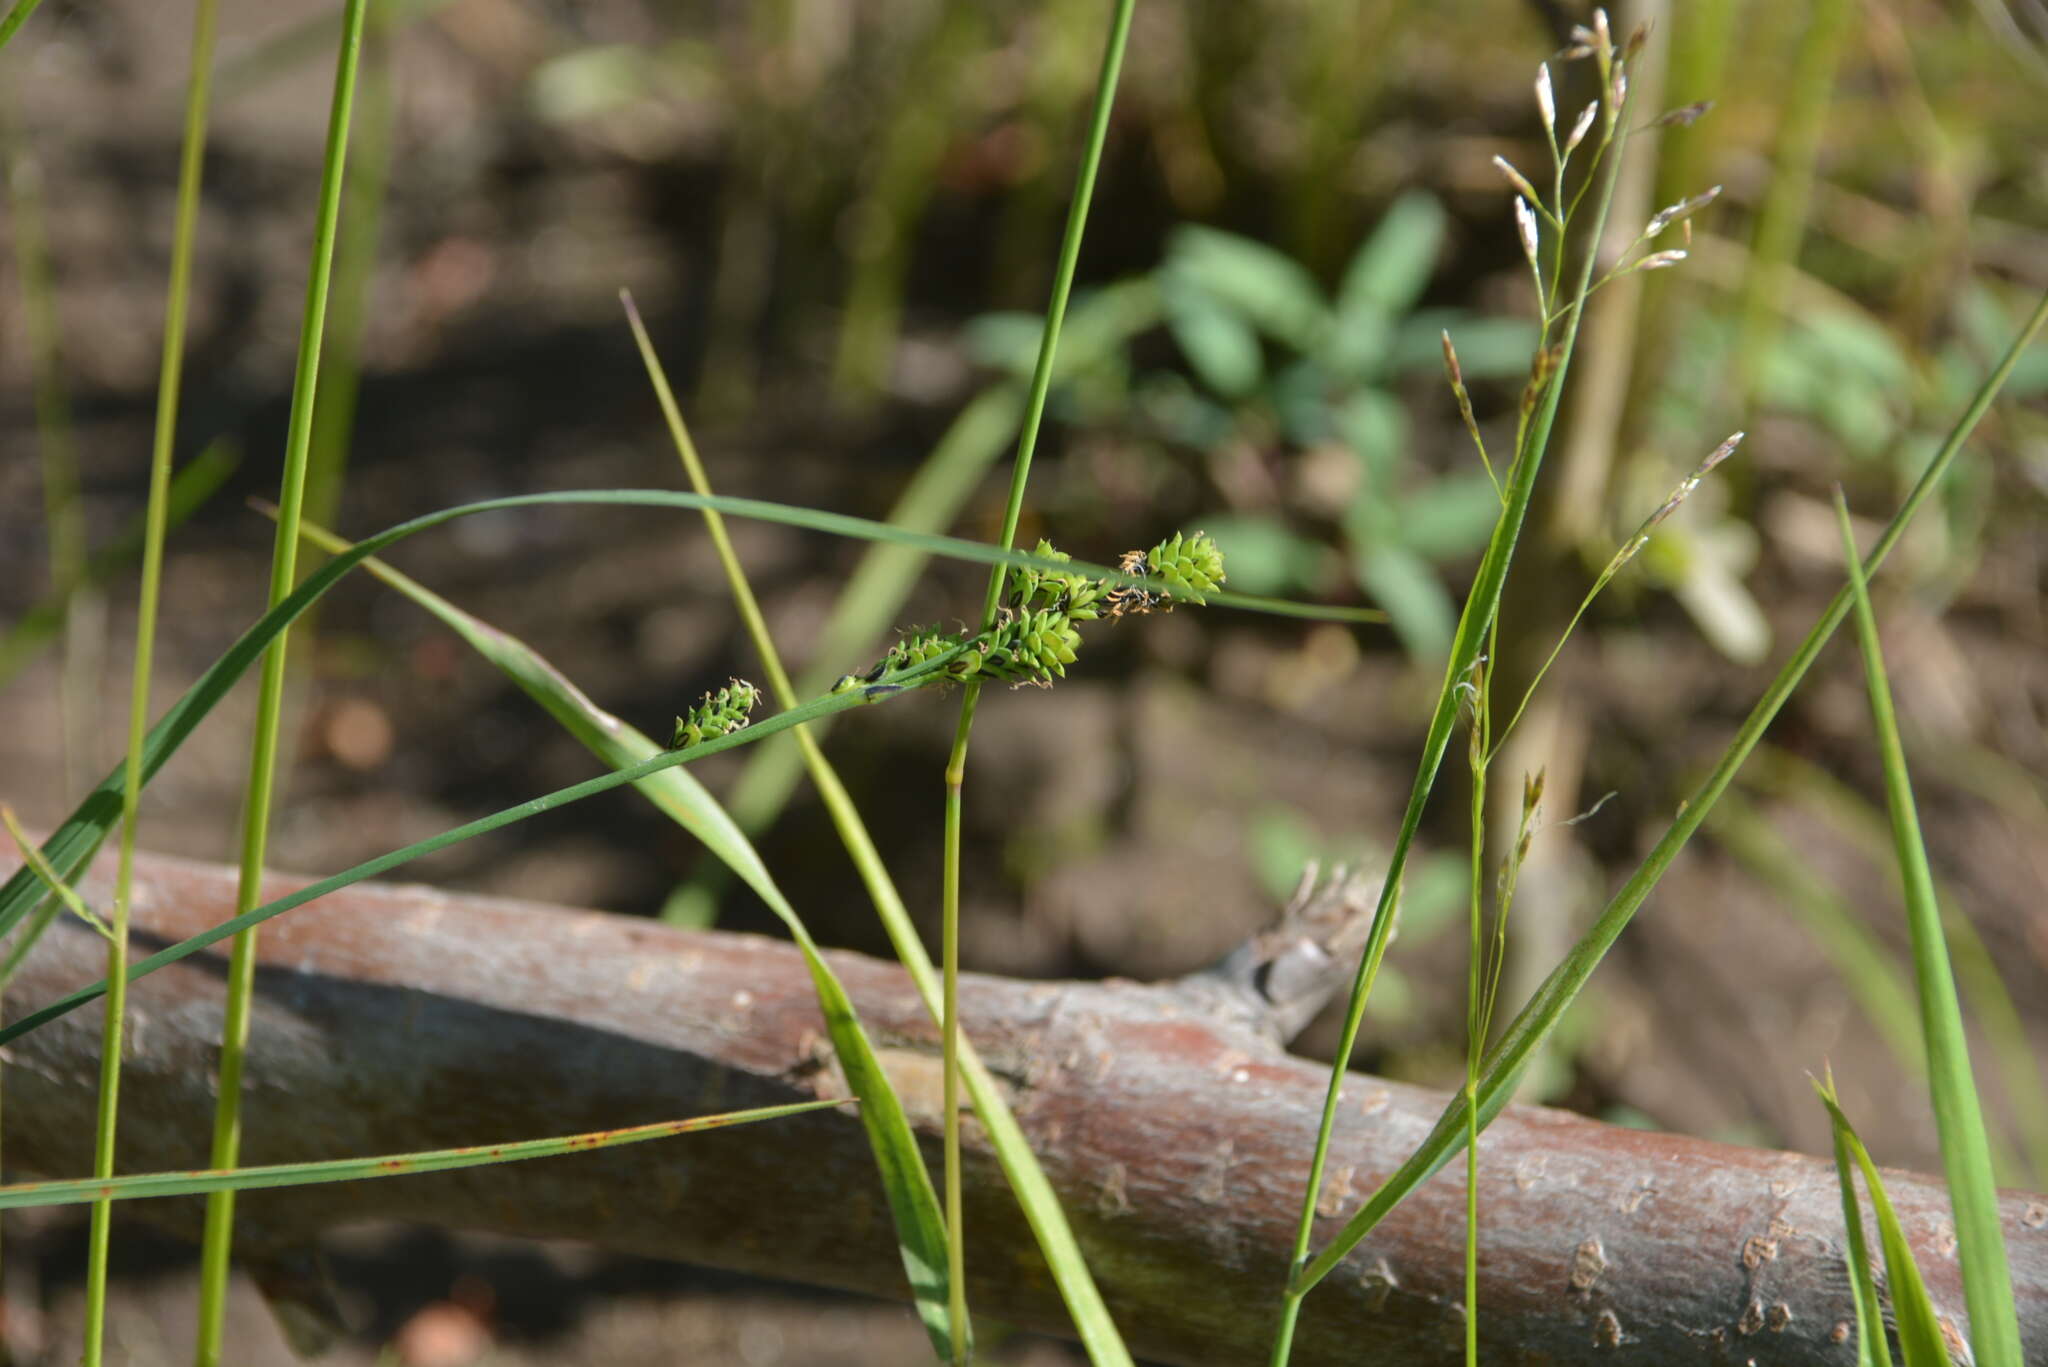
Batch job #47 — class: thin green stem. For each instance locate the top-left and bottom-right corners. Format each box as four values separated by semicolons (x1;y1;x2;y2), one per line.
941;694;977;1362
1462;690;1488;1367
1269;69;1636;1366
1287;287;2048;1299
625;296;1127;1359
82;0;220;1361
196;1;367;1359
942;1;1133;1354
975;0;1135;624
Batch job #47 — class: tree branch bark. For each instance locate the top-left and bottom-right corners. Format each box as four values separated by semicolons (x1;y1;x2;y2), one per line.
2;847;2042;1365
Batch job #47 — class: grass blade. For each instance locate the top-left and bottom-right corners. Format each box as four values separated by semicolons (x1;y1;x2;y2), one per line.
934;0;1138;1355
1833;489;2021;1364
199;2;370;1353
1290;287;2048;1297
0;1101;841;1209
0;483;1378;964
0;0;48;53
287;507;962;1359
1816;1079;1953;1367
1273;42;1642;1357
1823;1072;1895;1367
287;514;777;896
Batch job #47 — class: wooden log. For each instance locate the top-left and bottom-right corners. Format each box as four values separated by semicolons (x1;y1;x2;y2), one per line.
2;846;2042;1365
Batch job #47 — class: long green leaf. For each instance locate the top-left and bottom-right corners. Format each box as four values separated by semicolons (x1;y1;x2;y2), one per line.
1274;59;1641;1351
1292;288;2048;1296
0;680;960;1342
0;484;1376;959
0;1101;839;1209
290;515;774;894
288;518;959;1357
624;303;959;1354
1834;491;2020;1364
0;668;907;1042
629;339;1132;1360
1824;1076;1895;1367
1817;1082;1953;1367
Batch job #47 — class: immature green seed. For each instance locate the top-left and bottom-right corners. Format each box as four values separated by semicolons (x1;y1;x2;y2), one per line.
671;677;762;749
1147;530;1226;603
986;608;1082;685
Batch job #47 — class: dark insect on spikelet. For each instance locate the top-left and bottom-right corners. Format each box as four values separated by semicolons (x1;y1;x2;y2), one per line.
671;677;761;749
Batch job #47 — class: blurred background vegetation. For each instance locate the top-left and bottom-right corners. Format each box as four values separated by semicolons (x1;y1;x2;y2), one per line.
2;0;2046;1360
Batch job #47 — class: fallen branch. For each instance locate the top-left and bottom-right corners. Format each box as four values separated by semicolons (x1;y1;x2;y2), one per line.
2;847;2042;1365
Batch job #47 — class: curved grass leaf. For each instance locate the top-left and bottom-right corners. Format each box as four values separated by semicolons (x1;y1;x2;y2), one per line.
1290;288;2048;1297
1834;490;2020;1365
0;671;962;1349
0;485;1376;958
285;512;960;1358
1816;1080;1953;1367
0;1101;840;1209
1824;1077;1895;1367
628;314;1128;1362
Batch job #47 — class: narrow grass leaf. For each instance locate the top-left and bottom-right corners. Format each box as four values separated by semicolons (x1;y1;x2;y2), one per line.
1823;1080;1894;1367
0;0;48;53
1273;60;1644;1357
622;304;961;1359
0;807;112;943
0;484;1378;960
1290;289;2048;1297
288;515;774;896
1816;1083;1953;1367
0;1101;841;1209
1834;490;2020;1364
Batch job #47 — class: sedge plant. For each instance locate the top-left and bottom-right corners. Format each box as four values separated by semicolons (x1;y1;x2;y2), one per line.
5;3;2043;1359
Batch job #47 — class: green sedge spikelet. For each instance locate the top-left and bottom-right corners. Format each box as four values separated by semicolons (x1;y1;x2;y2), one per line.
984;608;1082;686
1013;538;1109;622
671;677;762;748
1146;530;1225;604
829;531;1224;694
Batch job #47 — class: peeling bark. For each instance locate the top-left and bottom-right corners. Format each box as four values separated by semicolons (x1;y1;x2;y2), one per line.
2;847;2042;1365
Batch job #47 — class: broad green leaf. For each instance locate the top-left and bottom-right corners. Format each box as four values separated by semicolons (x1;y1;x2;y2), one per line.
1330;192;1445;378
1333;387;1407;485
1835;491;2021;1365
1398;471;1507;560
1196;517;1324;598
1352;541;1453;665
1164;224;1331;353
1271;356;1338;446
0;1101;839;1209
1161;273;1264;399
1393;312;1541;380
